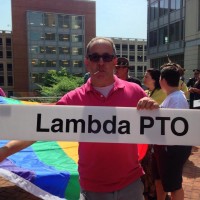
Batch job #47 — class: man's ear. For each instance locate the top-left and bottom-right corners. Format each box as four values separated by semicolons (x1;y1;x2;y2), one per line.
113;57;118;65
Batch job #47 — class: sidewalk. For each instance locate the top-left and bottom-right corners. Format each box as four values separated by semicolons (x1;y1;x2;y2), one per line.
183;146;200;199
0;146;199;200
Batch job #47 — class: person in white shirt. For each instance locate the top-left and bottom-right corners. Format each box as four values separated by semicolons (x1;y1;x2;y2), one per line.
152;63;192;200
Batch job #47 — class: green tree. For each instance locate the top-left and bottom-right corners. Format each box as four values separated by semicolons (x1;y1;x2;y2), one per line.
37;68;83;100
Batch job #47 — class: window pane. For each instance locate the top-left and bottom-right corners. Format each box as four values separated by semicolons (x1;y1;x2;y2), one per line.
115;44;120;50
137;45;143;51
59;47;70;54
129;45;135;51
122;44;128;51
59;60;70;67
72;35;83;42
72;47;83;55
6;38;11;46
58;14;70;28
59;34;70;41
44;13;56;27
7;76;13;86
28;11;43;26
71;16;83;29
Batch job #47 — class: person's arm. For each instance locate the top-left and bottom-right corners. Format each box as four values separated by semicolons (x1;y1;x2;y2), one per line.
137;97;159;110
0;140;35;162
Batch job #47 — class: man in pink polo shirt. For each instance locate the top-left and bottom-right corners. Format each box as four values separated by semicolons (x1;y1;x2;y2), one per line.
0;37;158;200
57;37;158;200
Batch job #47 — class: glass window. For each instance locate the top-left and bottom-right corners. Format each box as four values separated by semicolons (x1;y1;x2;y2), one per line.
58;14;70;28
7;64;12;72
137;66;143;72
59;60;70;68
149;30;157;47
28;11;43;26
129;56;135;61
0;76;4;86
46;46;56;54
0;51;3;58
159;26;168;45
45;33;55;41
71;16;83;29
72;35;83;42
0;63;3;71
169;22;180;42
31;59;39;67
30;32;44;41
6;38;11;46
32;73;44;83
39;46;46;53
44;13;56;27
72;60;83;68
129;65;135;71
0;38;2;45
122;44;128;51
7;76;13;86
72;47;83;55
30;45;39;54
129;45;135;51
150;1;158;21
115;44;120;50
6;51;12;58
160;0;169;17
46;60;56;67
170;0;181;12
137;45;143;51
59;34;70;41
59;47;70;54
137;56;143;62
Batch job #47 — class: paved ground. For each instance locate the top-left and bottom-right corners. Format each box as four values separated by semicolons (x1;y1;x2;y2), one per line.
0;146;199;200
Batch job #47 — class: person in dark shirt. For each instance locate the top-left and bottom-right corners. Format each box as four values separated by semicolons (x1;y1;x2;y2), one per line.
187;69;200;88
115;57;142;87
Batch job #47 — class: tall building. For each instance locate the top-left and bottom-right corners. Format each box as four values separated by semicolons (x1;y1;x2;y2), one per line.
147;0;200;80
0;30;13;96
11;0;95;96
112;37;147;80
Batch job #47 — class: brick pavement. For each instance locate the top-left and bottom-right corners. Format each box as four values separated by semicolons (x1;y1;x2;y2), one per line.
0;146;199;200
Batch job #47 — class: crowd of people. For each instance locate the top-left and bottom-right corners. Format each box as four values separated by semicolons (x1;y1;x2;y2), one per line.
0;36;198;200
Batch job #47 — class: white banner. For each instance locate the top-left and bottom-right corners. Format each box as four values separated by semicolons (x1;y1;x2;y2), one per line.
0;104;199;145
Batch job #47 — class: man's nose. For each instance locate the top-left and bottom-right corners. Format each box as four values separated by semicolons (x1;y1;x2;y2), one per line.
98;57;104;65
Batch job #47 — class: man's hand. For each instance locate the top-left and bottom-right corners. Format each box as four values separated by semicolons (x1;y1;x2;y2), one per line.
137;97;159;110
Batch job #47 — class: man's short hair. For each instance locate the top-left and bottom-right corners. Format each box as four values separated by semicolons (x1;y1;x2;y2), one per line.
160;63;180;87
86;37;117;57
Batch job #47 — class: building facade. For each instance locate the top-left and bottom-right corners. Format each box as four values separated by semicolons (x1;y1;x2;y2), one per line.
11;0;95;96
147;0;200;81
0;30;13;97
112;37;147;80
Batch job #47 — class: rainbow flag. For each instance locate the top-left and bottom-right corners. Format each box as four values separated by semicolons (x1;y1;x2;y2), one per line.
0;97;80;200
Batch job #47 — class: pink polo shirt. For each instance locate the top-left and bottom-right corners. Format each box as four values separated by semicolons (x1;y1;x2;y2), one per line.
57;76;147;192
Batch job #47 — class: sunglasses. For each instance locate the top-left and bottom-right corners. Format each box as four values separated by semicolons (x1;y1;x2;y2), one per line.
88;53;115;62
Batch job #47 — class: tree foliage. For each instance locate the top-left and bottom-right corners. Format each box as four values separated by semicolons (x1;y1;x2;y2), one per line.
37;68;84;98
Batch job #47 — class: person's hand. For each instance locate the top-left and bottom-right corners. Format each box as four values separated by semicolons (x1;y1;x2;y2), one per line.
0;146;9;162
137;97;159;110
189;87;200;94
188;87;195;93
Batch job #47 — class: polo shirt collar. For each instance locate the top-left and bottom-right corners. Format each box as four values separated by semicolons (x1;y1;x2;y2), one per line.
85;75;125;93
